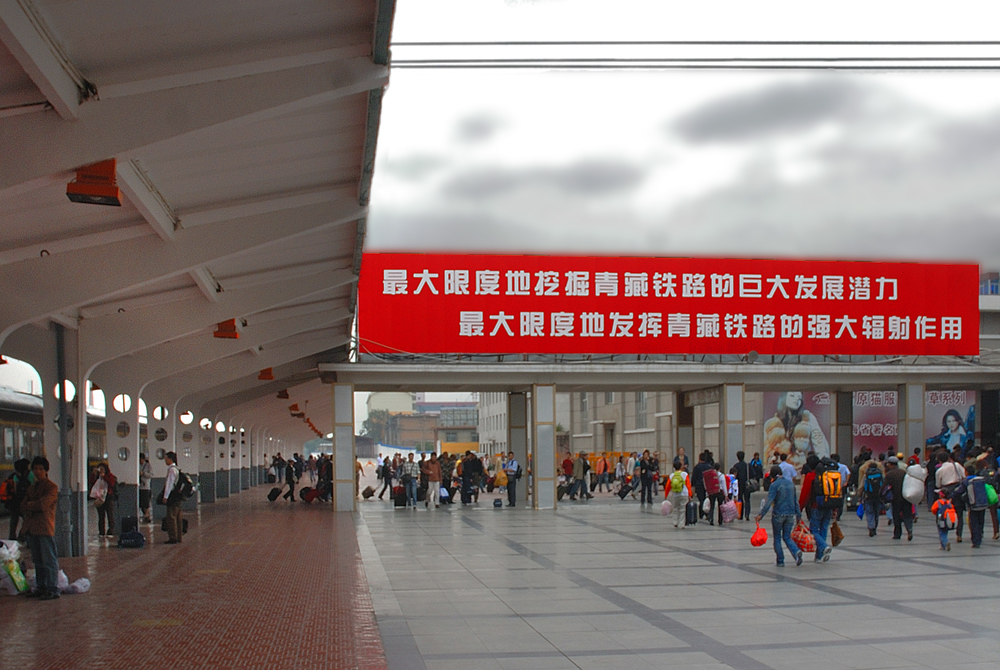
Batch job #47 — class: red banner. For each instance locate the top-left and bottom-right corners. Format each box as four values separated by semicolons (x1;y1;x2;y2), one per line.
358;253;979;356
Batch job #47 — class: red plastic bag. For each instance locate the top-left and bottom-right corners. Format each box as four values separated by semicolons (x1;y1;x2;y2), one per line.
791;519;816;553
751;522;768;547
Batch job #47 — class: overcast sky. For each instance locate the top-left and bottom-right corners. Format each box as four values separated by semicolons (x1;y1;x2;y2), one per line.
366;0;1000;269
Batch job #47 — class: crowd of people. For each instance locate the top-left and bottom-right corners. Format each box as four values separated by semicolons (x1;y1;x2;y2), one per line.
267;452;334;501
369;450;522;508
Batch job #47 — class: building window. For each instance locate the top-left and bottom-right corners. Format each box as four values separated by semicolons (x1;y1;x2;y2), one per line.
471;432;478;441
635;392;647;430
605;392;614;404
580;393;589;423
445;431;457;442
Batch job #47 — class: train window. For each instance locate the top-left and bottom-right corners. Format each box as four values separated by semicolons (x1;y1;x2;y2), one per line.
152;406;169;421
53;380;76;402
116;421;131;438
4;426;13;459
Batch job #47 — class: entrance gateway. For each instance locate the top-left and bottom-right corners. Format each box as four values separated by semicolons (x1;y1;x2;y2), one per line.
320;252;994;511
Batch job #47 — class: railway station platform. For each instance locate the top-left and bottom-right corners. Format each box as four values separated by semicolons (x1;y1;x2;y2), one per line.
6;480;1000;670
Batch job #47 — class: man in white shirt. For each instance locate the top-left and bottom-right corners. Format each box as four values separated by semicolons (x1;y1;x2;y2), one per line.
160;452;183;544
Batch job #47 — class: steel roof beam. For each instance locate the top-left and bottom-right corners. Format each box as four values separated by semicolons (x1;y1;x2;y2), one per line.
0;57;388;193
0;197;364;345
79;267;356;372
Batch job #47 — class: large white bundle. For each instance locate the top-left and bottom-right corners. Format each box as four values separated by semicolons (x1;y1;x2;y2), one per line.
902;474;924;504
906;463;928;482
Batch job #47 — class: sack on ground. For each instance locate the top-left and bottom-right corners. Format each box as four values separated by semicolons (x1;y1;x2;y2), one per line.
830;521;844;547
791;520;816;553
721;500;738;523
751;522;768;547
2;558;28;593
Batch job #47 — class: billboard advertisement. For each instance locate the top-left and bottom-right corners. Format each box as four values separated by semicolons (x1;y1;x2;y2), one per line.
762;391;832;472
358;253;978;356
924;390;975;458
853;391;898;459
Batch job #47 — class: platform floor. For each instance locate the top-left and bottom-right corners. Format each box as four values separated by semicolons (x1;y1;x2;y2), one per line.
3;485;386;670
358;493;1000;670
5;484;1000;670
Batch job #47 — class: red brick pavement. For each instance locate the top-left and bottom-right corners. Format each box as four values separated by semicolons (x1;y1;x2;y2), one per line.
2;486;387;670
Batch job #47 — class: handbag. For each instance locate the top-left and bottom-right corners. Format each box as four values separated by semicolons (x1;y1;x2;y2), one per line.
830;521;844;547
750;521;768;547
791;519;816;553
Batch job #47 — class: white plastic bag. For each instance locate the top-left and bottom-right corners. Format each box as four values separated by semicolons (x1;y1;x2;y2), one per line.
906;463;928;482
902;474;924;504
90;478;108;504
0;539;20;562
57;570;69;590
439;486;449;499
65;577;91;594
0;571;18;595
702;498;712;514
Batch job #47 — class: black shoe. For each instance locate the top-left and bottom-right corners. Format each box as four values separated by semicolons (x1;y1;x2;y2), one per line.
22;590;41;598
165;539;179;545
38;592;59;600
869;529;875;537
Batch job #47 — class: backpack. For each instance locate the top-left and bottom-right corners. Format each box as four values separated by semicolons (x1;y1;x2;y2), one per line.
0;475;15;504
936;500;957;530
515;465;522;481
175;471;196;499
670;471;686;493
863;468;883;499
965;476;990;511
814;467;844;509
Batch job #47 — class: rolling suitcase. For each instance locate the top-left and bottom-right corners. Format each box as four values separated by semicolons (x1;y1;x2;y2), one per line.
267;487;281;502
417;483;427;502
362;485;375;499
617;481;634;500
304;488;321;503
299;487;312;501
557;484;568;501
685;499;699;526
393;485;406;507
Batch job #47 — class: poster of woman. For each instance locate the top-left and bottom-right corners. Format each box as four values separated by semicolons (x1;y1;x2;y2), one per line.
925;391;975;458
763;391;832;472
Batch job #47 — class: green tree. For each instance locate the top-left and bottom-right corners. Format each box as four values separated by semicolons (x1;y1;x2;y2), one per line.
362;409;390;444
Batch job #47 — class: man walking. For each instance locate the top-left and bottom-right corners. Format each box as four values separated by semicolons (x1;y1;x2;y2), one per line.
425;453;442;509
594;453;610;492
400;453;421;508
731;451;751;520
808;457;842;562
692;452;712;519
283;455;297;502
21;457;61;599
756;464;803;567
504;451;520;507
161;452;184;544
569;452;592;500
885;456;913;541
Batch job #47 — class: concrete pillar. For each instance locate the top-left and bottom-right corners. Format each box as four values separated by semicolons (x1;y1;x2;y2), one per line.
720;384;744;471
91;380;141;534
332;383;355;511
240;427;250;489
507;392;528;506
194;407;217;503
676;395;694;465
835;392;853;464
897;384;925;457
143;395;170;520
982;390;999;449
532;384;557;510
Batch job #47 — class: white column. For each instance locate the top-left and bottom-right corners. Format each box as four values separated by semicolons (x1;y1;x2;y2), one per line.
532;384;557;510
898;384;925;457
91;381;141;531
332;383;355;511
720;384;745;471
507;392;528;506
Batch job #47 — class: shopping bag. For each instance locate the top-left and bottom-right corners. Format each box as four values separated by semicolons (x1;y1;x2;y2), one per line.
830;521;844;547
856;502;865;520
2;558;28;593
702;498;711;514
750;522;768;547
90;478;108;507
660;499;673;516
791;519;816;553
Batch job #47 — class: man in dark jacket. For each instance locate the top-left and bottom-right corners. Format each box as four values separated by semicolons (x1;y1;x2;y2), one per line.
731;451;751;520
692;452;712;520
4;458;31;540
884;456;913;541
21;457;61;599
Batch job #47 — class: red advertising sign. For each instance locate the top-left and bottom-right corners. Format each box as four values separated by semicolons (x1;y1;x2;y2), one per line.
358;253;979;356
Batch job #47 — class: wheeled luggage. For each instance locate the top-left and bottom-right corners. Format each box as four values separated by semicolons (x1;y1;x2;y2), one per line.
267;487;281;502
393;485;406;507
304;488;321;503
362;485;375;499
557;484;568;501
299;487;312;500
617;481;634;500
685;499;699;526
417;483;427;502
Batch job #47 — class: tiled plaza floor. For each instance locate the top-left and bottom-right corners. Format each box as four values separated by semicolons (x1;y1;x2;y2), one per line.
2;484;386;670
358;493;1000;670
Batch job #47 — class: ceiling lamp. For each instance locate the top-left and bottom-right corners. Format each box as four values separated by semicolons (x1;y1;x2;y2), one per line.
214;318;240;339
257;368;274;380
66;159;122;206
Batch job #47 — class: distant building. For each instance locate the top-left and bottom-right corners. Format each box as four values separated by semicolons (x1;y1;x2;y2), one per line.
367;392;414;415
386;414;438;451
477;392;571;457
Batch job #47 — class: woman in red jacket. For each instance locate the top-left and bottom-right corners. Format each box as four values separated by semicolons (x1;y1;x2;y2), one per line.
798;454;821;522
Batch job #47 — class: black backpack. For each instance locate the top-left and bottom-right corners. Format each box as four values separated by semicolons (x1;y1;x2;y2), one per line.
175;471;196;499
863;467;883;500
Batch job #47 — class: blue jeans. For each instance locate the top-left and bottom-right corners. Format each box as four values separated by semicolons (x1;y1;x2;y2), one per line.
597;472;610;492
27;534;60;596
864;501;880;530
810;508;833;558
569;479;588;499
404;479;418;507
772;515;800;564
937;525;950;548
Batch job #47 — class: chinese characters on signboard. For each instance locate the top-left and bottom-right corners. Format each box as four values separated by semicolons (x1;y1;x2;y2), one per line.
360;254;978;356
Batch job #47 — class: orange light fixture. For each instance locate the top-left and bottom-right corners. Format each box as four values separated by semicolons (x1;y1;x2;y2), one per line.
66;159;122;206
257;368;274;380
288;403;300;412
214;318;240;339
276;389;289;399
